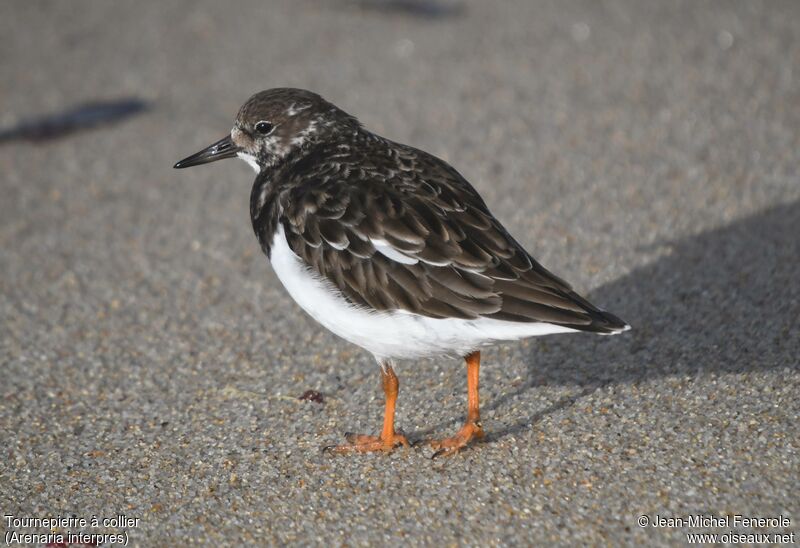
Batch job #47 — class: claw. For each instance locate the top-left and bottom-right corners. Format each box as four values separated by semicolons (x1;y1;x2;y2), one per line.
426;421;484;457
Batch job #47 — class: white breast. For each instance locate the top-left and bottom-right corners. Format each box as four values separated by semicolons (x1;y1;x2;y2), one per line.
268;225;577;361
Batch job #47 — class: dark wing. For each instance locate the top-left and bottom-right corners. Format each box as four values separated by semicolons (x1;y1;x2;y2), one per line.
278;143;626;333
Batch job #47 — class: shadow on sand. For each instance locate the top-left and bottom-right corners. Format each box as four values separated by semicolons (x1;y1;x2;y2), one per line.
0;98;149;144
415;199;799;442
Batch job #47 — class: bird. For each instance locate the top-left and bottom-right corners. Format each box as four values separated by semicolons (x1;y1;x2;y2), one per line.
174;88;629;457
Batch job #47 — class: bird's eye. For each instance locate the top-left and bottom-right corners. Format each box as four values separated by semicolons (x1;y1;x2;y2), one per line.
254;121;274;135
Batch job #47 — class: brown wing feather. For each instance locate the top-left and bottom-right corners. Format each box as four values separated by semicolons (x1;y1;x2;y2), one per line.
278;140;626;332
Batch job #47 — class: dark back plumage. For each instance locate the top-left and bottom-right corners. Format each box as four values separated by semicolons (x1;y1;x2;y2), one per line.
243;90;626;334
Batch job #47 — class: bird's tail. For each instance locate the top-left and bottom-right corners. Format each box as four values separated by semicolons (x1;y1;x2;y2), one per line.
565;290;630;335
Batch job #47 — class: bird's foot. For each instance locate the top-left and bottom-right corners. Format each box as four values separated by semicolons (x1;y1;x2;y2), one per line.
426;421;484;458
322;431;410;454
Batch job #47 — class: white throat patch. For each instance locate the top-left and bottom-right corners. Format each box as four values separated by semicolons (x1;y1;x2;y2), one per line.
237;152;261;173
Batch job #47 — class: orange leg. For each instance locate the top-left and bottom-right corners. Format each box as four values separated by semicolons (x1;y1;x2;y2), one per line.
324;363;409;454
429;351;485;458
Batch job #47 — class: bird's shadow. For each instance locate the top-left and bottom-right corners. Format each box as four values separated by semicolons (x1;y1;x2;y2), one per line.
411;199;799;442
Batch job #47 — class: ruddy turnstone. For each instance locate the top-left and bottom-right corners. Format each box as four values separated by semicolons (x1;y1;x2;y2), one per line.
174;88;629;457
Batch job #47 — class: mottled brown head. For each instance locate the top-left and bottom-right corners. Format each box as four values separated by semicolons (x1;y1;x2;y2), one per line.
174;88;359;172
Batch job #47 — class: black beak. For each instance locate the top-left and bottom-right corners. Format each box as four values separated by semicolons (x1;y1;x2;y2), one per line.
173;134;241;169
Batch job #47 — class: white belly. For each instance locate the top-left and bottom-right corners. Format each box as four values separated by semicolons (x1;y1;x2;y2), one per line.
268;225;577;361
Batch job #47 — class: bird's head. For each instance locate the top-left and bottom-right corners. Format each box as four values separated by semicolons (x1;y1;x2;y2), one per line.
174;88;358;173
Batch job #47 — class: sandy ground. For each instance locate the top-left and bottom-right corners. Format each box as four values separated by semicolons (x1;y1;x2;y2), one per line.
1;0;798;545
